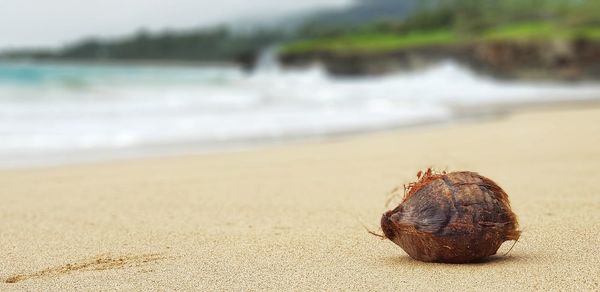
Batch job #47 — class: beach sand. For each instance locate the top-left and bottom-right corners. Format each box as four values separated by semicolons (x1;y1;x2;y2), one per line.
1;106;599;290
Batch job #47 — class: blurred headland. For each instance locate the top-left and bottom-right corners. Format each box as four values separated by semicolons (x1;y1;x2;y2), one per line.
281;0;600;80
1;0;599;80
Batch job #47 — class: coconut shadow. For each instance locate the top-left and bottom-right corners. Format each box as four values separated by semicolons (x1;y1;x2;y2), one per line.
381;253;526;267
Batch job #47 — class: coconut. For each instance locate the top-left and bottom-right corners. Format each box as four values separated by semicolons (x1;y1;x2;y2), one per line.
381;169;520;263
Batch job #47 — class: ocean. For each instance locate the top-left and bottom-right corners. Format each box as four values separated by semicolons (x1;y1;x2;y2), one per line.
1;59;599;168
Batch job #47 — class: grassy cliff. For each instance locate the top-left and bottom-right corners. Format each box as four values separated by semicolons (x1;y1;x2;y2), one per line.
279;0;600;78
282;22;600;55
281;0;599;55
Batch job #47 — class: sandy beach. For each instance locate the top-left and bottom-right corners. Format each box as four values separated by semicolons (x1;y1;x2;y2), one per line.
1;106;599;290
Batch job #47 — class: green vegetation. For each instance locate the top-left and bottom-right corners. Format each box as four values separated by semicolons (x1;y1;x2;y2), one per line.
283;30;458;54
2;27;290;64
56;28;287;62
483;22;600;41
281;0;600;55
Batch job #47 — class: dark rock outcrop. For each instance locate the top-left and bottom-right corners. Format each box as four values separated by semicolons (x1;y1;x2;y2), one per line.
280;39;600;80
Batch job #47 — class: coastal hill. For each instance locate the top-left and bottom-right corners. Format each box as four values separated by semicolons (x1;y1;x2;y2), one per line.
281;0;600;80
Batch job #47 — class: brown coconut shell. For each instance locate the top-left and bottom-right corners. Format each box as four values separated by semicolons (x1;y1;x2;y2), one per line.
381;169;520;263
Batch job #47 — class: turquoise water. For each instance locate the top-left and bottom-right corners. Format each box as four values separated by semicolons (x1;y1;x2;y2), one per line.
0;61;599;168
0;62;240;87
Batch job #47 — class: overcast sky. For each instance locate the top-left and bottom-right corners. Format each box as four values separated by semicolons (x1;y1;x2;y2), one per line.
0;0;353;50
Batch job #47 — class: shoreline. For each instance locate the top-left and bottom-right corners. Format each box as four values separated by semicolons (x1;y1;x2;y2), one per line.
2;97;599;171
